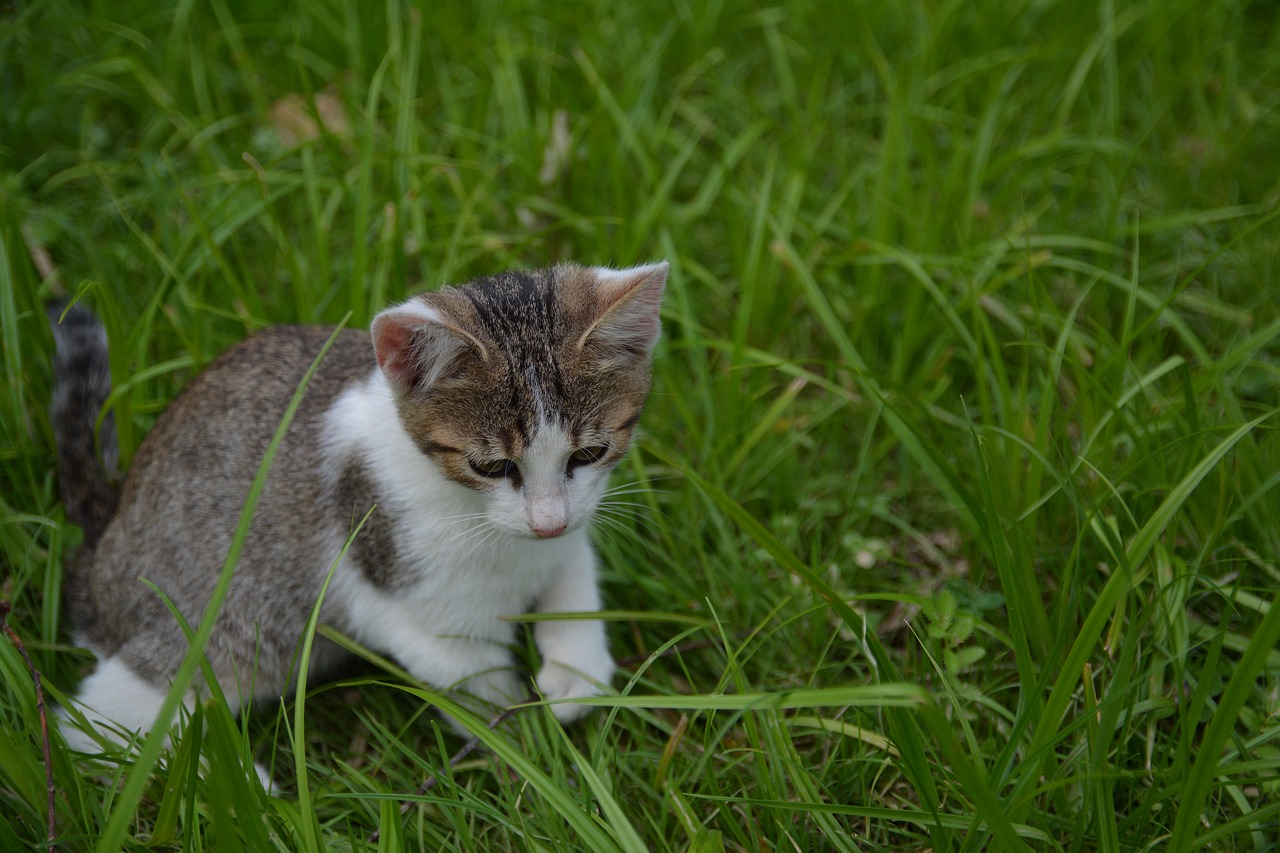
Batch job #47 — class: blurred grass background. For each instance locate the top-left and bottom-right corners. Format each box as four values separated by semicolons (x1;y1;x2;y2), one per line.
2;0;1280;849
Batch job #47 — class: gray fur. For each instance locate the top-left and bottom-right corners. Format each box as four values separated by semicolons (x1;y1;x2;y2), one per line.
48;301;119;548
60;324;374;695
335;460;403;589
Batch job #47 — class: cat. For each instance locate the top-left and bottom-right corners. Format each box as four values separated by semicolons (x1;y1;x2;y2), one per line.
48;261;666;781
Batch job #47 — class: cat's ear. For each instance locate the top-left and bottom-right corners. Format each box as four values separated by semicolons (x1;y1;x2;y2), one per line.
579;261;668;358
371;296;489;394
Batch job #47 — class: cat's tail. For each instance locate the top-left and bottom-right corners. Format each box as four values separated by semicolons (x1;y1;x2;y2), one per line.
47;301;119;548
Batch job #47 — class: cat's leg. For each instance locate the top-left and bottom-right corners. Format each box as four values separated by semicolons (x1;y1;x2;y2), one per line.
59;655;179;755
60;655;277;791
394;634;523;720
532;540;615;723
336;573;522;727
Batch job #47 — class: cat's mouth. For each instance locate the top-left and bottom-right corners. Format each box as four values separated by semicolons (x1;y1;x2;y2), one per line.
532;522;568;539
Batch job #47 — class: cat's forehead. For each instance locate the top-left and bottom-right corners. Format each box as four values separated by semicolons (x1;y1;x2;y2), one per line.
460;265;593;345
454;267;601;413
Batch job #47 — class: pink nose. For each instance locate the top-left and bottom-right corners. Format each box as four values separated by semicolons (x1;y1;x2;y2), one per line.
532;522;567;539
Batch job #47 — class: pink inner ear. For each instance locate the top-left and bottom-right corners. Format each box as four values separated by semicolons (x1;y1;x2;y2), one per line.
371;297;486;393
372;313;421;389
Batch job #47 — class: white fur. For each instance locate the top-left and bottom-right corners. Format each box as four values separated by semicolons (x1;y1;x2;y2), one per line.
61;655;177;754
322;369;615;720
61;656;276;789
589;260;669;289
393;298;445;325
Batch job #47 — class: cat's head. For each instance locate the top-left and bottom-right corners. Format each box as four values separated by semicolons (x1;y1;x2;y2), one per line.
371;262;666;539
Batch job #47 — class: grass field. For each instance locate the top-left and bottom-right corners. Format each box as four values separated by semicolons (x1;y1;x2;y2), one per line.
3;0;1280;849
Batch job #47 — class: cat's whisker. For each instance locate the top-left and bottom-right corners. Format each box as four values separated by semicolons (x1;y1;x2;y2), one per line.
598;500;665;522
588;515;649;548
593;517;647;541
435;513;494;528
604;473;679;488
602;484;667;495
601;476;673;493
472;527;515;558
594;508;641;526
600;485;669;499
593;506;653;532
606;472;679;483
596;507;645;527
598;494;658;511
451;520;504;552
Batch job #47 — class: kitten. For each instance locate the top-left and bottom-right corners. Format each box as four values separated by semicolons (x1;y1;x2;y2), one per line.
48;261;666;776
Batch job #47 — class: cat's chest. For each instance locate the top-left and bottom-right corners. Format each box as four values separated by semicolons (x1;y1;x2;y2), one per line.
328;515;580;644
334;465;569;604
397;514;567;592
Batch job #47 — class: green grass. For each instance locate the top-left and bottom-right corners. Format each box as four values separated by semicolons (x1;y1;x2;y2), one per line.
3;0;1280;849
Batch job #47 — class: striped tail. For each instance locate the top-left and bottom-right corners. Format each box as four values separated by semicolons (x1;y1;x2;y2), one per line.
47;302;119;548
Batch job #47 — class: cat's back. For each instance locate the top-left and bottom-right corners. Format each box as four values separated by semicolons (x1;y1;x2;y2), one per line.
126;325;372;479
79;324;377;673
101;323;376;561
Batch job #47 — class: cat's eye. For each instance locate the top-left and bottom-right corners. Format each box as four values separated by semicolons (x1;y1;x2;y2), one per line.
469;457;515;479
568;445;609;469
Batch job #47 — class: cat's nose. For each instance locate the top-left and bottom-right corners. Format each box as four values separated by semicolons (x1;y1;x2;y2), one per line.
528;493;568;538
532;521;568;539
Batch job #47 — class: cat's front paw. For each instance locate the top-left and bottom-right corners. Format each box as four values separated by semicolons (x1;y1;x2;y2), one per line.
439;668;522;736
459;668;523;711
535;649;615;724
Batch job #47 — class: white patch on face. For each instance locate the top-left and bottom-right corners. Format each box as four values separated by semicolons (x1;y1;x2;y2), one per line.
480;418;611;539
520;422;572;537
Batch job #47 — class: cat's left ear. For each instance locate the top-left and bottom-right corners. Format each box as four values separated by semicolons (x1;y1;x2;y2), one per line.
371;295;489;395
580;261;668;358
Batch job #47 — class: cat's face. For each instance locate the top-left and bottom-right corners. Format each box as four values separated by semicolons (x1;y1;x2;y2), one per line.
371;262;665;538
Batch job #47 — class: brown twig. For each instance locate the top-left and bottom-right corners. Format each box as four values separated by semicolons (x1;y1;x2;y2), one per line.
4;624;58;850
21;223;61;290
410;701;526;801
368;700;529;844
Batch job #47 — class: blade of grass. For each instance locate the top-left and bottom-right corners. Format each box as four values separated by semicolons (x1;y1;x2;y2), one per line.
541;683;926;711
292;505;373;851
548;726;648;853
389;683;623;853
1021;412;1275;807
1169;585;1280;848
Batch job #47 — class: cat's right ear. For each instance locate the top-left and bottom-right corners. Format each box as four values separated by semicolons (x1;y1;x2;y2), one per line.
371;297;489;395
